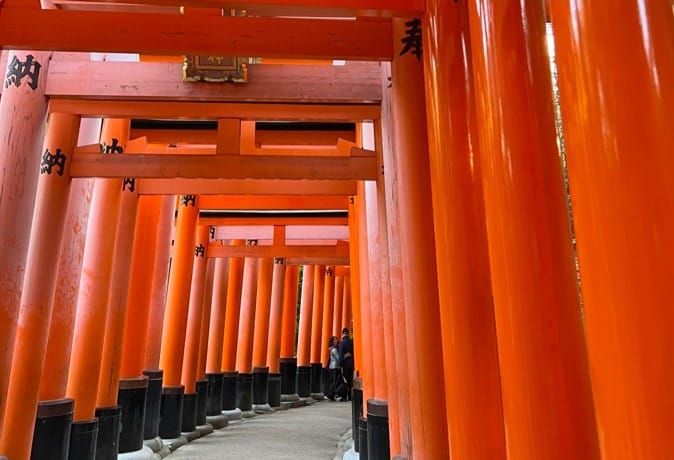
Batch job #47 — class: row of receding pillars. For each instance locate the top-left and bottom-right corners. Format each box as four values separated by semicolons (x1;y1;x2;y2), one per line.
0;112;358;459
2;0;674;459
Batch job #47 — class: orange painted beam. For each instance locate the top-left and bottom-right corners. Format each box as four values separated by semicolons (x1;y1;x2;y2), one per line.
126;128;357;146
200;216;347;226
48;99;380;121
198;195;349;211
0;9;393;60
46;60;382;104
138;178;357;196
207;243;349;260
69;152;377;180
211;226;349;241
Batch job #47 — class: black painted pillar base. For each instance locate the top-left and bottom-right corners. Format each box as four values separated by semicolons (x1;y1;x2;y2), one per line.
117;376;148;453
352;377;364;453
206;373;224;416
142;369;163;440
31;398;74;460
236;373;253;411
367;399;390;460
296;366;311;398
94;406;121;460
268;373;281;407
67;419;98;460
195;380;208;426
221;372;239;411
252;367;269;405
181;393;197;433
309;363;323;396
279;357;297;397
358;417;369;460
158;385;184;439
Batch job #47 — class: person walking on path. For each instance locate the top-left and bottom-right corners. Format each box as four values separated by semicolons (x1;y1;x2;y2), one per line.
325;336;341;401
338;327;354;401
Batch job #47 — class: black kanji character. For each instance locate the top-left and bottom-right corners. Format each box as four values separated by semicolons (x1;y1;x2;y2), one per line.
99;138;124;154
400;18;423;60
122;178;136;192
181;195;196;207
5;55;41;90
195;243;205;257
40;148;67;176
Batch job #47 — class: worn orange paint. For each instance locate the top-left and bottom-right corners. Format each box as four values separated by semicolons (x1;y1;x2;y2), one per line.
266;260;287;373
550;1;674;457
97;164;140;407
252;258;274;368
120;196;162;378
181;226;210;394
468;1;599;458
144;195;175;370
220;242;245;372
67;119;128;421
159;195;199;386
422;0;506;458
0;50;50;430
389;18;449;458
309;265;325;364
40;178;94;400
197;258;215;380
205;257;230;373
279;265;300;359
296;265;314;367
235;257;259;374
0;113;80;459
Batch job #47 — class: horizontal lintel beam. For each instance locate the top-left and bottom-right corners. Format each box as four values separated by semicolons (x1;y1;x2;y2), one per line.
0;9;392;60
206;242;349;259
200;216;347;226
137;178;357;195
69;152;377;180
198;195;349;210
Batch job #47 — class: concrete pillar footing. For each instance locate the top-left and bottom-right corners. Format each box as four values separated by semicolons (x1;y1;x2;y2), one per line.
143;437;164;453
118;446;156;460
252;403;272;414
164;436;188;452
302;397;317;405
241;410;257;418
205;414;229;429
181;430;200;442
196;424;214;437
343;446;359;460
311;392;325;401
280;393;300;402
221;408;242;421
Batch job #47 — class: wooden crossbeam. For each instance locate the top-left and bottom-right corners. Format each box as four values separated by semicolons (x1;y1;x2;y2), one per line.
45;60;382;103
206;242;350;260
198;195;349;210
200;215;347;226
137;178;358;195
211;225;349;240
127;128;356;146
48;100;380;121
69;151;377;179
0;9;393;60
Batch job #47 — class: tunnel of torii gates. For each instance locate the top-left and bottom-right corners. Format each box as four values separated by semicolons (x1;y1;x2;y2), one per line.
0;1;672;460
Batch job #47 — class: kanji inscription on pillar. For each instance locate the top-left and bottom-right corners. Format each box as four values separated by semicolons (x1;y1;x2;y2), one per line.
122;178;136;192
40;148;67;176
99;138;124;154
400;18;423;60
4;55;41;90
194;244;205;257
181;195;196;207
209;226;215;239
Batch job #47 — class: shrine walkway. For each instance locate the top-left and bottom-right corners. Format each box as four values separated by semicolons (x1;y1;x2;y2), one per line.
169;400;353;460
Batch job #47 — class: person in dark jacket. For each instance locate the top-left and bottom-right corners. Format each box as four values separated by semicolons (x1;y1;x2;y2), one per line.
338;327;354;401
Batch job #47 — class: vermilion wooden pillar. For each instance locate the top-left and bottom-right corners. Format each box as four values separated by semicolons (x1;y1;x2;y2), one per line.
67;118;127;422
389;18;450;459
251;257;273;408
550;2;674;457
332;273;344;337
120;196;162;379
97;174;140;407
279;264;299;399
235;257;259;412
159;195;199;387
0;113;80;459
309;265;325;396
197;258;216;381
144;195;175;370
341;277;351;334
180;225;210;431
220;248;245;373
206;257;230;373
319;267;335;365
379;63;413;456
422;1;507;458
347;198;364;376
295;265;314;397
467;1;599;458
265;258;286;406
0;50;50;428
